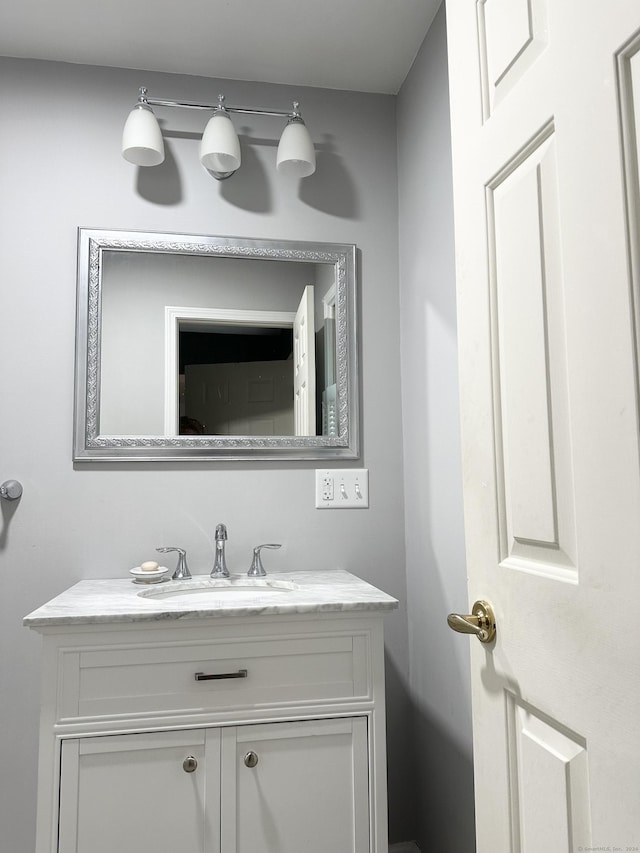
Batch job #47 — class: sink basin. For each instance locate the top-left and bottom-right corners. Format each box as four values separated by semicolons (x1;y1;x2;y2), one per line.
137;577;299;605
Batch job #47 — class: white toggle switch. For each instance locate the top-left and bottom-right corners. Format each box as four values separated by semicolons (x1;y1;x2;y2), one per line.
315;469;369;509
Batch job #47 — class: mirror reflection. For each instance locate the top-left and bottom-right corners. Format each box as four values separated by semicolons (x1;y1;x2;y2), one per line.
74;230;358;461
100;252;337;437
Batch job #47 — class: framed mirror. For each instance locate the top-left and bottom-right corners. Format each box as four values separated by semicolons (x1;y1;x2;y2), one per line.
74;228;359;461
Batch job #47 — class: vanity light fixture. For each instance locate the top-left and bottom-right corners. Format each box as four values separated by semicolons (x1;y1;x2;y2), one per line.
121;87;316;180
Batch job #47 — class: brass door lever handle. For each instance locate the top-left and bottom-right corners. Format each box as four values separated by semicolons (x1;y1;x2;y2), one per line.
447;600;496;643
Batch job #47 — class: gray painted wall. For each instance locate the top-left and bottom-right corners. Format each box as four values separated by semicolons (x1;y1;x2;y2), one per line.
397;6;476;851
0;58;413;850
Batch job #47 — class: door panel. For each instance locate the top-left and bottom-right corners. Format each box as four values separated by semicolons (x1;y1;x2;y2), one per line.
479;0;549;118
221;718;369;853
618;34;640;376
293;284;316;435
446;0;640;849
489;125;577;578
506;694;590;852
58;729;219;853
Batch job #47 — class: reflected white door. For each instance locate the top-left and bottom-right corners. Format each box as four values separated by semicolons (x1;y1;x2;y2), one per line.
446;0;640;848
293;285;316;435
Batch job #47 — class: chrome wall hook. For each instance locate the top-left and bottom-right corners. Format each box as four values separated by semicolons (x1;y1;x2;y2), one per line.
0;480;23;502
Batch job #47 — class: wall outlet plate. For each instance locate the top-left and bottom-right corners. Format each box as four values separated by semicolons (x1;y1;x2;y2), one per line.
315;469;369;509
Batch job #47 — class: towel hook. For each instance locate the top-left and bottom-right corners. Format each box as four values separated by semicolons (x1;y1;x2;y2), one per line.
0;480;23;502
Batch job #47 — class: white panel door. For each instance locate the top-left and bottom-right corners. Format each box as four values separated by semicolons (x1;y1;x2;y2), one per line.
220;718;370;853
58;729;220;853
446;0;640;849
293;284;316;435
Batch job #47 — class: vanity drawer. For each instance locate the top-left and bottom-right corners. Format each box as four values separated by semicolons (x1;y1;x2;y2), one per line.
57;631;371;723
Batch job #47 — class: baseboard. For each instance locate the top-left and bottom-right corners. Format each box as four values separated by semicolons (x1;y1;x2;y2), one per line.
389;843;421;853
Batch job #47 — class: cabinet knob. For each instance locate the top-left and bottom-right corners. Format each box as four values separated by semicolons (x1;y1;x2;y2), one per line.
183;755;198;773
244;751;259;768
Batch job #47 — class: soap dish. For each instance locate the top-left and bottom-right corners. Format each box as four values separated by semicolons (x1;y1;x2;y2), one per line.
129;566;169;584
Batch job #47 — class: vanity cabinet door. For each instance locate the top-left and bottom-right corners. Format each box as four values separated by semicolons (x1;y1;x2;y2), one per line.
221;717;370;853
58;729;221;853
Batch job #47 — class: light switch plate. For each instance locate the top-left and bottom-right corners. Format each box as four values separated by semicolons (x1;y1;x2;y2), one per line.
315;469;369;509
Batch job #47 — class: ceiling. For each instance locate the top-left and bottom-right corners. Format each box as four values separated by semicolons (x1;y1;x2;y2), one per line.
0;0;441;95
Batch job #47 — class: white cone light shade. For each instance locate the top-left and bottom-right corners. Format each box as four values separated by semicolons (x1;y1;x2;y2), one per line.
276;121;316;177
121;106;164;166
200;113;241;174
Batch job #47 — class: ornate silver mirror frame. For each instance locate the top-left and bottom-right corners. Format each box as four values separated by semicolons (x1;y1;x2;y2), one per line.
73;228;359;461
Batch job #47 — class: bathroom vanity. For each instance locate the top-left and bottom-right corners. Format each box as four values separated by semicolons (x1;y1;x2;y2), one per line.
24;571;398;853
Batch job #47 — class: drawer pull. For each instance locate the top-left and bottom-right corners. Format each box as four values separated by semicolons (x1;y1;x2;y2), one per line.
194;669;248;681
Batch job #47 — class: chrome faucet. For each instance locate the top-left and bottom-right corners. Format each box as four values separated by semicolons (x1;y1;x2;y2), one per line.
211;523;230;578
248;543;281;577
156;546;191;580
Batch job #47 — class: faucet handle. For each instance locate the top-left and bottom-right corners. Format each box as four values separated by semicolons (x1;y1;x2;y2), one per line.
156;546;191;580
248;544;281;578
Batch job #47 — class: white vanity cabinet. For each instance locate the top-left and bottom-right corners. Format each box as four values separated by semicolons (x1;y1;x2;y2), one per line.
58;717;370;853
25;573;397;853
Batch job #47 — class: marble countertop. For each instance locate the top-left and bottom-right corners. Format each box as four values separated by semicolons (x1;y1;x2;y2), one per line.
23;570;399;629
